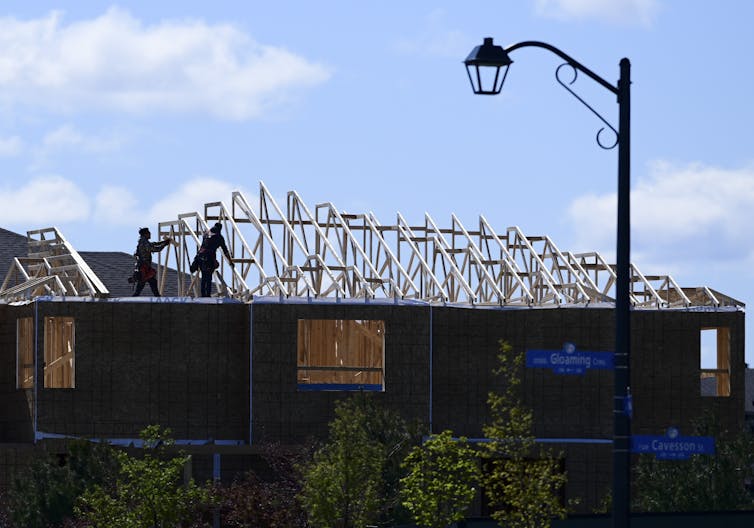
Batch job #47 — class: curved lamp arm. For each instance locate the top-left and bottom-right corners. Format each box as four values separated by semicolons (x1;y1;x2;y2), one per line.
464;37;627;150
505;41;619;96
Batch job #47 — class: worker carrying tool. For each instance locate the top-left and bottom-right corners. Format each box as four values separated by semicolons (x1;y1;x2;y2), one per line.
130;226;171;296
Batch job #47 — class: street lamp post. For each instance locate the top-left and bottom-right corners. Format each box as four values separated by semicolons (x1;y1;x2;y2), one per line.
464;38;631;528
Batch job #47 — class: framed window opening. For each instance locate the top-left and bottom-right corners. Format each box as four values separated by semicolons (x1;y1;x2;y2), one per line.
16;317;34;389
44;316;75;389
297;319;385;391
700;327;730;397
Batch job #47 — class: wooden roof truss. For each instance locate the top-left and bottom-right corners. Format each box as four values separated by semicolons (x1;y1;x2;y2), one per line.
153;182;721;308
0;227;109;301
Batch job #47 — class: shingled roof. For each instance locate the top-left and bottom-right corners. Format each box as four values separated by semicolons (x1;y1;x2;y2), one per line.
79;251;182;297
0;228;30;282
0;228;183;298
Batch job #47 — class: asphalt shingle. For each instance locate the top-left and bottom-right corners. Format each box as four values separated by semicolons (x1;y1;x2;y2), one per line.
0;228;183;297
0;228;29;283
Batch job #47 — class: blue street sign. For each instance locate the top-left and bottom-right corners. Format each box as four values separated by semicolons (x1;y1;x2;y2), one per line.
526;342;614;375
624;390;633;419
632;427;715;460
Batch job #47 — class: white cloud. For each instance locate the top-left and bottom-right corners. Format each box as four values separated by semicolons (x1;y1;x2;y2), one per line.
533;0;661;27
0;173;252;230
92;177;251;227
43;124;123;152
93;184;140;226
0;8;331;120
0;175;90;224
27;124;126;172
145;178;249;223
393;8;470;59
0;135;22;156
567;161;754;270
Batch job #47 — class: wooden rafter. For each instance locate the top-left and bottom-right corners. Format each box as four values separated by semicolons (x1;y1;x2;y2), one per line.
0;227;109;301
151;182;730;307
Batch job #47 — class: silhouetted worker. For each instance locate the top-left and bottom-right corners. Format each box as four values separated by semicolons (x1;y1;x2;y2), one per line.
195;222;233;297
133;227;171;297
191;222;234;297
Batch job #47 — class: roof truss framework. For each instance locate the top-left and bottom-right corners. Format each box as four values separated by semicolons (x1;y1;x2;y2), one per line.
0;183;723;308
151;182;720;308
0;228;109;301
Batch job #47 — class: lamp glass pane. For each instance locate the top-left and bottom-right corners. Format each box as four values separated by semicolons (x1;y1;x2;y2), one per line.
467;64;508;94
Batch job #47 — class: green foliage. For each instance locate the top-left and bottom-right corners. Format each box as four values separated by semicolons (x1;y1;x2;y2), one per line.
483;340;568;528
7;439;119;528
75;426;211;528
8;453;76;528
0;493;10;528
592;487;611;514
400;430;480;528
298;394;414;528
633;414;754;512
360;397;421;526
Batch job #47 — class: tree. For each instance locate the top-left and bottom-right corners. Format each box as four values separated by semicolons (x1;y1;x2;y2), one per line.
75;425;211;528
298;394;414;528
483;340;568;528
400;430;480;528
0;493;10;528
357;394;417;524
633;414;754;512
7;439;119;528
299;398;383;528
215;442;308;528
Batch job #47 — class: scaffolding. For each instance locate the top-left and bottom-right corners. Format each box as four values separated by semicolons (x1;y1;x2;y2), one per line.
155;182;721;308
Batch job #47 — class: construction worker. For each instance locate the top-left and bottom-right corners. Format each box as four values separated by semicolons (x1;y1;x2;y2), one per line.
195;222;233;297
133;227;171;296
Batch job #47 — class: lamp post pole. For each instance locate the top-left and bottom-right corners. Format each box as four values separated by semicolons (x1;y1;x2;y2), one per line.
613;56;631;528
464;39;631;528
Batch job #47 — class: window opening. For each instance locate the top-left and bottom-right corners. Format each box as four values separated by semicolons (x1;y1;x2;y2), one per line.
700;327;730;397
44;316;75;389
297;319;385;391
16;317;34;389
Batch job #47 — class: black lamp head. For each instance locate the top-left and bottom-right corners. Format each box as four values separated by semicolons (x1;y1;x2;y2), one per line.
464;37;513;95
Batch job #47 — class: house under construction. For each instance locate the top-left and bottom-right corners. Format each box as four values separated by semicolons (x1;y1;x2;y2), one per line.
0;182;745;513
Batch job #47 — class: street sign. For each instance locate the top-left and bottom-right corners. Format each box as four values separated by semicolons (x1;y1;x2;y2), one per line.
526;342;614;375
624;389;633;419
632;427;715;460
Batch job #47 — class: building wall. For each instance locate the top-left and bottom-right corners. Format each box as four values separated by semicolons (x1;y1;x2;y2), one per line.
249;303;744;444
250;301;431;443
632;309;745;435
0;445;36;491
433;307;745;439
0;298;746;512
0;304;34;443
250;302;744;511
432;306;615;439
11;300;250;442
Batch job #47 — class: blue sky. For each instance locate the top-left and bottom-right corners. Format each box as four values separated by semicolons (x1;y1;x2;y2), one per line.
1;1;753;364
